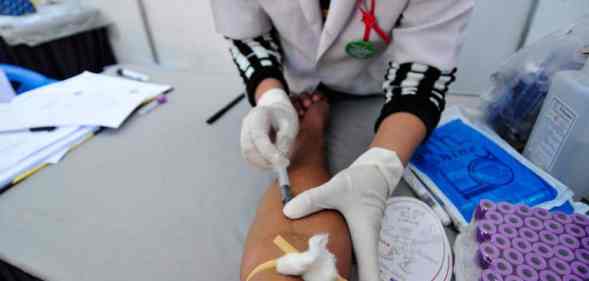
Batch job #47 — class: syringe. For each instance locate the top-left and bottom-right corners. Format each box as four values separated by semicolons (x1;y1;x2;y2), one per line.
275;166;294;205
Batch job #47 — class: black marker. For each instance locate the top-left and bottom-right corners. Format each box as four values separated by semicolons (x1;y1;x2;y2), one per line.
206;93;246;125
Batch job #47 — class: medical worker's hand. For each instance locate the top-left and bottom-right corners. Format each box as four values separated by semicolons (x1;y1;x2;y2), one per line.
283;148;404;281
241;88;299;169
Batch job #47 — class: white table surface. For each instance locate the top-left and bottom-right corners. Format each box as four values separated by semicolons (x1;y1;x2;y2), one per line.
0;65;479;281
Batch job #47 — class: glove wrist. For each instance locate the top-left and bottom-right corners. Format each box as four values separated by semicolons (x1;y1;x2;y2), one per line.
257;88;291;107
352;148;404;195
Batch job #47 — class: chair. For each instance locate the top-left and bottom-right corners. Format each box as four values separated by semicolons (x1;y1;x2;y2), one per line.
0;64;56;95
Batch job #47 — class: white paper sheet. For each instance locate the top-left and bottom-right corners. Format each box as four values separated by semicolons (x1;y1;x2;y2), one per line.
0;126;97;188
0;126;79;172
0;72;171;131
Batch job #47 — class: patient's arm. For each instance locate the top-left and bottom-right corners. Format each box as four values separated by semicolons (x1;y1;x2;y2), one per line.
240;96;353;281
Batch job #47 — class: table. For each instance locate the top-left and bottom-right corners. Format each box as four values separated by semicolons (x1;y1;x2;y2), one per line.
0;65;478;281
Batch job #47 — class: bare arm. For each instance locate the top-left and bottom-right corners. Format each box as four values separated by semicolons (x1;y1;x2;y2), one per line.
371;112;426;166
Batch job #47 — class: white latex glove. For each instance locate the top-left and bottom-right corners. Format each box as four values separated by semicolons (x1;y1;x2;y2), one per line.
240;88;299;169
283;147;404;281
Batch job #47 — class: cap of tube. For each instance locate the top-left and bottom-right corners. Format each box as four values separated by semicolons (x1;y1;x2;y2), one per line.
499;224;519;239
515;205;533;218
533;208;551;220
562;274;582;281
572;213;589;226
544;220;564;234
570;261;589;279
505;214;524;228
504;248;524;265
477;199;497;220
539;230;559;246
548;257;572;275
552;211;573;225
575;248;589;264
538;270;562;281
478;221;497;242
486;211;504;225
492;258;514;276
524;217;544;231
565;223;586;238
524;253;547;271
519;227;539;243
481;269;504;281
498;202;516;214
513;237;533;253
553;245;575;262
491;233;512;250
515;264;538;281
559;234;580;250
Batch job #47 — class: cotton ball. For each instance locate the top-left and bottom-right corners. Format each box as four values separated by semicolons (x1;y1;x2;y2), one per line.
276;234;338;281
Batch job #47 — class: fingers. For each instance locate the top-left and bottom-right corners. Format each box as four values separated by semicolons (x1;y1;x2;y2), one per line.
275;114;299;160
251;130;289;167
283;180;336;219
347;211;382;281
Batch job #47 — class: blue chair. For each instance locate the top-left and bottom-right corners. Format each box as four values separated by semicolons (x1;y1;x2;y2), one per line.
0;64;57;95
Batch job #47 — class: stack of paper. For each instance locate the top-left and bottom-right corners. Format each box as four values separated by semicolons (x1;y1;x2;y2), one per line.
0;72;172;191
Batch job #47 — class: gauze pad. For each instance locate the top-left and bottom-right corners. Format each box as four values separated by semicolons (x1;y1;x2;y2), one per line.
276;234;338;281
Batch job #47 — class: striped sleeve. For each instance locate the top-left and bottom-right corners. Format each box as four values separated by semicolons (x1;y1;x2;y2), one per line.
375;62;456;139
227;32;289;106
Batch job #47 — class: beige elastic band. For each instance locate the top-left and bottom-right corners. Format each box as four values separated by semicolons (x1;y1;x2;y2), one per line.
245;235;347;281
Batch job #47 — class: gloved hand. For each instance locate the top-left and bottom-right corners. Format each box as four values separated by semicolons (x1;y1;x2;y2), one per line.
283;147;404;281
240;88;299;169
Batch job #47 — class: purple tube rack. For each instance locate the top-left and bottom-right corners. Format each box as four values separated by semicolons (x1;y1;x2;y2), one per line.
474;202;589;281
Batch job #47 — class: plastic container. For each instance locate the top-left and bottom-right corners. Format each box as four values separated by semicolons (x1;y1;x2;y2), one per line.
524;57;589;199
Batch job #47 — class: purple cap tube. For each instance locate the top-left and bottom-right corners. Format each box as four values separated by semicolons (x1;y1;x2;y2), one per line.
500;224;519;239
513;237;533;254
504;248;525;265
559;234;580;250
552;211;573;225
553;245;575;262
533;208;552;220
544;220;564;234
498;202;516;215
524;253;547;271
519;227;540;243
516;205;533;218
505;214;524;228
479;242;501;269
572;213;589;226
575;248;589;264
515;264;539;281
478;221;498;242
504;276;524;281
477;199;497;220
492;258;514;276
562;274;582;281
582;237;589;249
524;217;544;231
548;257;572;275
492;234;512;250
539;230;560;246
486;211;505;225
533;242;555;259
481;269;504;281
570;261;589;279
565;223;587;238
539;270;562;281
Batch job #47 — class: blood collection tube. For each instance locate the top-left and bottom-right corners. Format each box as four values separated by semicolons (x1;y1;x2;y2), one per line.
539;230;559;246
533;208;552;220
544;220;564;234
515;264;538;281
519;227;539;243
570;261;589;279
515;205;533;218
477;199;497;220
582;237;589;249
538;270;562;281
492;258;514;276
559;234;580;250
477;221;497;242
505;214;524;228
481;269;504;281
575;248;589;264
548;257;572;275
479;242;501;269
565;223;586;238
512;237;533;254
498;202;516;215
533;242;555;259
553;245;575;262
524;217;544;231
499;224;519;239
552;211;573;225
524;253;547;271
572;213;589;226
486;211;505;225
503;248;524;266
491;234;512;250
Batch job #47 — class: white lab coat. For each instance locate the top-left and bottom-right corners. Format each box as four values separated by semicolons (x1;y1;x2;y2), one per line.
211;0;474;95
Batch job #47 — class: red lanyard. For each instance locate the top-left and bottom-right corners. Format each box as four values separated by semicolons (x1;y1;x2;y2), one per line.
357;0;391;44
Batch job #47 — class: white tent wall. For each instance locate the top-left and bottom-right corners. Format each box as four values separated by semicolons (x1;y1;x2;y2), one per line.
79;1;589;96
525;0;589;46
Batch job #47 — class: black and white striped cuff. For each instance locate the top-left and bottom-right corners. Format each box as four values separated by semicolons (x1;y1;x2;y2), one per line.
228;32;289;106
375;62;456;138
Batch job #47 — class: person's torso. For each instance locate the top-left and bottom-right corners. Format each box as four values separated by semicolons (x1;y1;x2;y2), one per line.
256;0;408;95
